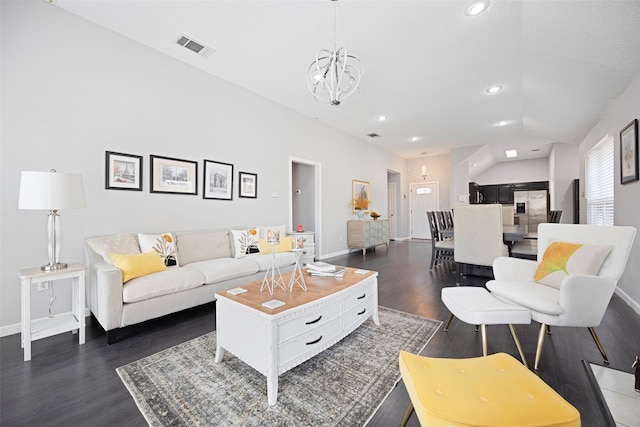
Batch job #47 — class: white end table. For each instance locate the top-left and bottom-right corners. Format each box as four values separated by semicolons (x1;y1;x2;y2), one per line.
19;263;86;361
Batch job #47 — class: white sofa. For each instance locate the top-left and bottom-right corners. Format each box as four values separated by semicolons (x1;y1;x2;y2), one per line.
85;228;296;343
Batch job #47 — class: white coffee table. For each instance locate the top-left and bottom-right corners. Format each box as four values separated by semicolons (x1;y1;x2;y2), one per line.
215;267;379;405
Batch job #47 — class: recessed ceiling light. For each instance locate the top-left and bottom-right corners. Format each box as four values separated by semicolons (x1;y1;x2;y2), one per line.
410;136;420;142
465;0;490;16
496;120;510;127
505;150;518;158
376;115;387;121
486;85;503;94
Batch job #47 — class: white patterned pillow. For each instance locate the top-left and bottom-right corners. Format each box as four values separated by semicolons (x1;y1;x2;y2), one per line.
230;229;260;258
138;233;177;266
86;233;140;265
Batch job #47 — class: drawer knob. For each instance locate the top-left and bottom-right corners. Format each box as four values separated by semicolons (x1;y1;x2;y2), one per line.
306;335;323;345
305;315;322;325
357;308;366;315
357;293;366;300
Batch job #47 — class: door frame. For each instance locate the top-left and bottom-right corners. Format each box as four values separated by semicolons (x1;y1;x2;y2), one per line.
409;181;440;239
289;156;322;257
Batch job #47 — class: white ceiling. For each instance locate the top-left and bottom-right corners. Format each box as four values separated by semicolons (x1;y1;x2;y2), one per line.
54;0;640;175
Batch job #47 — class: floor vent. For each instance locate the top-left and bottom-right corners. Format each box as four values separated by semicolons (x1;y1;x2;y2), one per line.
176;34;215;58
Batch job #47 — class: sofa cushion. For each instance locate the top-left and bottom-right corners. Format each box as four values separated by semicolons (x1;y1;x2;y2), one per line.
230;229;260;258
175;230;231;266
86;233;140;265
122;266;205;303
533;242;613;289
111;251;167;283
183;257;260;284
138;232;177;266
247;252;296;271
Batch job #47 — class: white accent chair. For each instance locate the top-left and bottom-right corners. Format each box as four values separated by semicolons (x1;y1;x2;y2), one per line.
454;204;509;284
487;223;636;370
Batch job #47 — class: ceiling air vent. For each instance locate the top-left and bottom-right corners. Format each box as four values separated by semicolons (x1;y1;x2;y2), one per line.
175;34;215;59
367;133;381;138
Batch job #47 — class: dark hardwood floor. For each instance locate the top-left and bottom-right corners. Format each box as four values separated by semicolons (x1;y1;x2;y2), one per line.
2;240;639;426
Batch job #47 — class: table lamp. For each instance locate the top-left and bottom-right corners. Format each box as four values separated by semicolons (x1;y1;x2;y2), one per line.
19;169;87;271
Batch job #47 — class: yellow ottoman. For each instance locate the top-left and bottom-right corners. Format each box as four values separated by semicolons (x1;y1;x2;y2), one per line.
399;351;580;427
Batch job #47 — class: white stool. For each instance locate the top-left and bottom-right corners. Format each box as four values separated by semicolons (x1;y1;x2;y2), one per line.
441;287;531;367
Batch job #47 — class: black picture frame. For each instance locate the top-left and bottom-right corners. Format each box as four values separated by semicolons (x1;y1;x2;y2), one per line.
105;151;143;191
203;160;234;200
620;119;639;184
150;155;198;195
238;171;257;198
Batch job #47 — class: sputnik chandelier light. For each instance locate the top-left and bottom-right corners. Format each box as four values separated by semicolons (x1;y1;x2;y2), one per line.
307;0;364;106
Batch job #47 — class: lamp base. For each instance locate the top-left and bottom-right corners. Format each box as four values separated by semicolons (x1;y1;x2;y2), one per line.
41;262;68;271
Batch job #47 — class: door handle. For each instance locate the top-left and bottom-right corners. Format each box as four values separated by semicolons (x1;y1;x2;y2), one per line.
306;336;323;345
305;315;322;325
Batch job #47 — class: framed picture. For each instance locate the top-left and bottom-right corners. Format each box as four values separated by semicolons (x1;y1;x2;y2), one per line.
352;179;370;213
238;171;257;198
105;151;143;191
620;118;639;184
150;155;198;195
203;160;233;200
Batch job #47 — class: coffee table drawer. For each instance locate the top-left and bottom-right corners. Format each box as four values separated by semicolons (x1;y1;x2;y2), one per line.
278;303;341;343
343;279;376;312
279;317;342;367
343;294;375;331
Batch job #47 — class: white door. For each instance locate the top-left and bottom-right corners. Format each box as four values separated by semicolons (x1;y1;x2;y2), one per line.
410;182;439;239
387;182;397;240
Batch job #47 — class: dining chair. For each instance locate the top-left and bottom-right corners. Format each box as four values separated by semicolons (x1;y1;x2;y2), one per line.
444;210;454;229
453;204;508;284
435;211;448;239
502;205;515;225
427;211;454;270
549;210;563;223
487;223;636;370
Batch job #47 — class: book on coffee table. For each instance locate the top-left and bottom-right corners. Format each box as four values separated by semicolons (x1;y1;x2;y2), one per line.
306;261;336;273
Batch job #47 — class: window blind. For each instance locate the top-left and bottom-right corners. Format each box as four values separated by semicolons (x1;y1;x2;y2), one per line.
585;136;614;225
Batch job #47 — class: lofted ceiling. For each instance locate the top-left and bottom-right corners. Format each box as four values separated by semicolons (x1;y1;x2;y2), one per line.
53;0;640;176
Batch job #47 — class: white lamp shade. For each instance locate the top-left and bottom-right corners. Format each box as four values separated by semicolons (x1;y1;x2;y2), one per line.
19;171;87;210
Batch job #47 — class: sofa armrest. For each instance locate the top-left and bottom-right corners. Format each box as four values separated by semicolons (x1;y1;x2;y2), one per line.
559;274;616;327
492;256;538;281
87;260;124;332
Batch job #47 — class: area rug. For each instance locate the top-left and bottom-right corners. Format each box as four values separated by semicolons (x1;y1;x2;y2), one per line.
117;306;441;426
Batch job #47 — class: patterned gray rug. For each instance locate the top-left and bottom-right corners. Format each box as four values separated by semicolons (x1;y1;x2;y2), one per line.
117;306;441;426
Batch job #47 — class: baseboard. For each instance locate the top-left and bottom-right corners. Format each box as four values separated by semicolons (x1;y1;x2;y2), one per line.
318;249;350;260
614;287;640;316
0;308;92;338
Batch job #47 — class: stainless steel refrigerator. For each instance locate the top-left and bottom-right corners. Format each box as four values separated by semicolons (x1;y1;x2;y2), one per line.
514;190;548;233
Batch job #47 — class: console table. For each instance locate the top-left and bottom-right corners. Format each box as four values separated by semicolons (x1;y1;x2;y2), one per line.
347;219;390;257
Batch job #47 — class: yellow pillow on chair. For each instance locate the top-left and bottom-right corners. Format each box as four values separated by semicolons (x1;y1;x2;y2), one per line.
110;250;167;283
533;241;613;289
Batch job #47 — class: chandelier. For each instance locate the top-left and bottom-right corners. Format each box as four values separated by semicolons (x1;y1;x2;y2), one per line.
307;0;364;106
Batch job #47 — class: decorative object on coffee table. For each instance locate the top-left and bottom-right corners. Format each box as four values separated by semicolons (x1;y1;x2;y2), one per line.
260;231;285;295
288;248;307;292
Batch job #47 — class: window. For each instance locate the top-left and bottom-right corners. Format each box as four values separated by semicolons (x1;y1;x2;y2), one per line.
585;136;614;225
415;186;433;195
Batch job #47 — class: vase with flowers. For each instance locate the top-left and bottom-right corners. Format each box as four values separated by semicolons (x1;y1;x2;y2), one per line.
352;196;370;220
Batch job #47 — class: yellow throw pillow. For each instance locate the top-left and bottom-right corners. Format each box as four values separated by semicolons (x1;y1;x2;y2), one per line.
533;241;613;289
110;250;167;283
259;236;294;253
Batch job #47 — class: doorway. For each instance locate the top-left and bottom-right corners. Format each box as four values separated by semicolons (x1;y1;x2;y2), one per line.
410;181;439;239
387;170;401;240
290;157;321;256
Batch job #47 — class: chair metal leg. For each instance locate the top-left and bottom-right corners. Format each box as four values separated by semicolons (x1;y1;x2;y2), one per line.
480;324;488;356
588;326;610;364
456;263;462;284
534;323;547;370
443;313;454;332
547;325;551;335
508;324;528;368
399;401;414;427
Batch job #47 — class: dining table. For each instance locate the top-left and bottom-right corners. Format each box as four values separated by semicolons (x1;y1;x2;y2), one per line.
439;224;530;242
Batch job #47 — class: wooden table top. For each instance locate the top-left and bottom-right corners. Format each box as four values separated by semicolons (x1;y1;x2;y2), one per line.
216;267;378;315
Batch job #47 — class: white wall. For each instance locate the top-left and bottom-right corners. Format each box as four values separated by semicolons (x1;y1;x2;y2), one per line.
579;72;640;313
406;154;451;211
473;157;549;185
549;142;579;222
0;1;408;331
